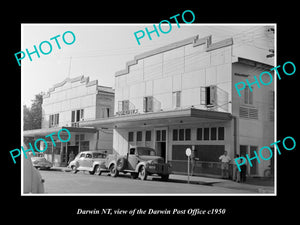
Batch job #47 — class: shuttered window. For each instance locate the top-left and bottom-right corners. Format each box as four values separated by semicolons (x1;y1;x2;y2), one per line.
143;96;153;112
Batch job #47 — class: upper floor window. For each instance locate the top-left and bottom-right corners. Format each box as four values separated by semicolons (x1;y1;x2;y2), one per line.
200;85;217;107
49;113;59;128
172;91;181;109
244;86;253;105
118;100;129;112
71;109;84;126
143;96;153;112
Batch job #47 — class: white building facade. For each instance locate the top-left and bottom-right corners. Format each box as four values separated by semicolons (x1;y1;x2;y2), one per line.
24;75;115;166
106;32;274;177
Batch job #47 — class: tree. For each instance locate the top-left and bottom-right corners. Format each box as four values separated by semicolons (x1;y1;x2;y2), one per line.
23;93;43;131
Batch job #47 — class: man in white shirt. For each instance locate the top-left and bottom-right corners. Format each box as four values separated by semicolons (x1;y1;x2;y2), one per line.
219;151;231;179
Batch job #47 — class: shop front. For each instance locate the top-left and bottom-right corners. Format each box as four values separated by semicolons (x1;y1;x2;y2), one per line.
81;108;234;177
23;126;98;166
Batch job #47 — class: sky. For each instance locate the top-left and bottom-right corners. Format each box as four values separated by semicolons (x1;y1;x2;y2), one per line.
21;24;274;107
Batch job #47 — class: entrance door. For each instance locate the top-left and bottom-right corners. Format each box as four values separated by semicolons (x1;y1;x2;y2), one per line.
156;142;166;161
155;129;167;162
250;146;258;175
66;146;79;163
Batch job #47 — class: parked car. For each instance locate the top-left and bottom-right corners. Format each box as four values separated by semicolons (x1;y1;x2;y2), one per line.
23;154;45;193
68;151;107;175
31;154;52;170
103;147;172;181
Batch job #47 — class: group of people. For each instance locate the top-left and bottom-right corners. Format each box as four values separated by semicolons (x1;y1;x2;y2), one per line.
218;151;247;182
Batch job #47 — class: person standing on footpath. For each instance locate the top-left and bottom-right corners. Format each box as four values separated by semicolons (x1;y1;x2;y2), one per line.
240;153;247;183
219;151;231;179
233;154;241;182
68;151;75;165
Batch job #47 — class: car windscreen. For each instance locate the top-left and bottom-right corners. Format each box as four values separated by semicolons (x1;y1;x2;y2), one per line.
137;147;156;156
92;153;106;158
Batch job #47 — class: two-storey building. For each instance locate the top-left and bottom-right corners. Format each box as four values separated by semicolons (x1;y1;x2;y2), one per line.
81;30;274;177
24;75;114;166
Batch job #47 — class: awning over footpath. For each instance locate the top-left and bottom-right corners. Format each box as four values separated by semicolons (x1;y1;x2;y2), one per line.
23;126;98;137
79;108;232;129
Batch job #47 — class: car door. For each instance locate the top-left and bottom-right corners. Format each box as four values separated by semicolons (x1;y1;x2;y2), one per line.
77;153;86;170
127;148;139;170
80;153;94;170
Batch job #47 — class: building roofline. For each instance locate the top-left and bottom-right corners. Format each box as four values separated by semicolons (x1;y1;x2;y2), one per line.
43;75;114;99
115;35;232;77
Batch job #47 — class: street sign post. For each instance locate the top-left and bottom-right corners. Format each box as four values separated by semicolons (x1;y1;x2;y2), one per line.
186;148;191;184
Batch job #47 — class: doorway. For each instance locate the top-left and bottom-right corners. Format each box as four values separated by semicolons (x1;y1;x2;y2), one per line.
156;142;166;162
155;129;167;162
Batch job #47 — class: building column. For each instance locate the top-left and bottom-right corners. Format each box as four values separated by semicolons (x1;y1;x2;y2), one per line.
60;141;63;166
51;142;54;164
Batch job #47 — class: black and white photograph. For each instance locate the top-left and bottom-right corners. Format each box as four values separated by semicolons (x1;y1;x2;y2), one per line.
3;4;299;221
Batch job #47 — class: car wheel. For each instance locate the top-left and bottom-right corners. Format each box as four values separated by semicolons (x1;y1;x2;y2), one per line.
94;165;102;176
110;164;119;177
71;165;78;174
139;165;148;180
116;157;126;171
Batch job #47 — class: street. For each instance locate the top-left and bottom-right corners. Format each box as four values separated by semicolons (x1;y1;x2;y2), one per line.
38;169;255;194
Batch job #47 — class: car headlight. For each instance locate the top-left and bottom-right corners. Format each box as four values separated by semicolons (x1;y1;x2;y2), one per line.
148;160;155;165
33;161;39;165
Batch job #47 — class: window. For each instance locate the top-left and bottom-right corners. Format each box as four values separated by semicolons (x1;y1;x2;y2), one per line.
155;130;166;142
143;96;153;112
173;129;178;141
197;128;202;140
118;100;129;112
172;91;181;108
137;131;143;142
204;128;209;140
161;130;166;141
146;130;151;141
173;128;191;141
156;130;161;141
244;86;253;105
101;107;110;118
200;85;217;107
211;127;217;140
49;113;59;128
71;109;84;126
129;148;135;154
80;134;85;141
185;129;191;141
179;129;184;141
85;153;92;158
128;132;134;142
218;127;225;140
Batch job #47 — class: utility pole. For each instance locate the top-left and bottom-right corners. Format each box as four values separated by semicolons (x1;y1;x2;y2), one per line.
68;56;72;78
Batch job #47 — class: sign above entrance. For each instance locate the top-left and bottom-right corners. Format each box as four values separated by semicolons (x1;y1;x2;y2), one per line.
116;109;139;116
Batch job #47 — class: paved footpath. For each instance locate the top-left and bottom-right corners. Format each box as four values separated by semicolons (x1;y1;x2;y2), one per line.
51;167;274;194
170;174;274;193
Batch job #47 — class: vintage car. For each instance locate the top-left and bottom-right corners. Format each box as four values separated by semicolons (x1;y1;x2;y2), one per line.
31;154;53;170
103;147;172;181
68;151;107;175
